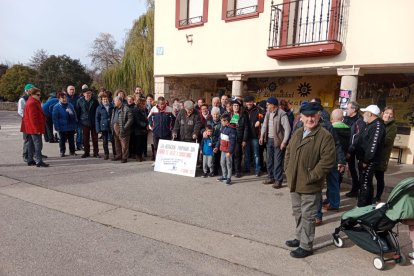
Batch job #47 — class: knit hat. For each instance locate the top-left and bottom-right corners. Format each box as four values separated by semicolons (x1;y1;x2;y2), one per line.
267;96;278;106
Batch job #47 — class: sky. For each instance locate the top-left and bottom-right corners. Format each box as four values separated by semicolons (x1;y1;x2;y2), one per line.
0;0;148;68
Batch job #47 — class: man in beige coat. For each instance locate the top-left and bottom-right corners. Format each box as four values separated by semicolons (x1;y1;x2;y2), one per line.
284;102;336;258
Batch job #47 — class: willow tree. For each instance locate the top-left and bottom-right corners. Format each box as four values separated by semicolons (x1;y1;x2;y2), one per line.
103;6;154;94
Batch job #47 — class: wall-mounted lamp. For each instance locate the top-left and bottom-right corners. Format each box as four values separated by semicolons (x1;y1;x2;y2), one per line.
186;34;193;44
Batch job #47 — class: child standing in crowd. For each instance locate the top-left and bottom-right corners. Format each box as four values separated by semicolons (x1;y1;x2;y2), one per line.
201;125;215;177
215;114;236;185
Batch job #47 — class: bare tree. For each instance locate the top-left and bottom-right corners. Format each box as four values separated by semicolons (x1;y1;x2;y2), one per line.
88;33;123;72
28;49;49;70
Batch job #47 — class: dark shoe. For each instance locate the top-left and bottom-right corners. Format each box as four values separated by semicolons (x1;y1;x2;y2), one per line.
42;154;48;159
290;247;313;258
225;178;232;185
209;172;215;177
345;191;358;198
81;153;90;158
285;239;300;248
27;161;36;166
36;162;49;168
93;154;100;158
263;179;275;185
217;177;226;182
255;172;261;177
70;152;77;156
323;204;339;211
272;181;283;189
202;173;208;178
314;218;323;226
104;154;109;160
137;156;143;162
112;157;121;161
60;153;65;157
76;145;83;151
121;159;127;163
235;173;242;178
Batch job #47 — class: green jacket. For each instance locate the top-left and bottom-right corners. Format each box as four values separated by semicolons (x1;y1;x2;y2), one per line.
285;124;336;194
376;119;397;171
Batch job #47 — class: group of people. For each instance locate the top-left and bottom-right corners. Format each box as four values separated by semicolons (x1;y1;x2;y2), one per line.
19;83;413;261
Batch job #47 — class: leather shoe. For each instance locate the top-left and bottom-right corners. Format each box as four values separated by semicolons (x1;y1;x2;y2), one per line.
27;161;36;166
81;153;90;158
290;247;313;258
285;239;300;248
112;157;121;161
345;191;358;198
121;159;127;163
272;181;283;189
323;204;339;211
263;179;275;185
36;162;49;168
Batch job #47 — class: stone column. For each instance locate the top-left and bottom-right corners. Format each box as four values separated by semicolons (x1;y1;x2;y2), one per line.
337;67;362;102
154;76;170;100
226;74;248;98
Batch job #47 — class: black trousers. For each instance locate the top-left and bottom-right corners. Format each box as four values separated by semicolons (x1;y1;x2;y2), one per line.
134;134;147;156
233;142;243;174
348;153;360;193
44;117;55;142
58;131;75;154
102;131;115;156
357;161;375;207
374;170;385;201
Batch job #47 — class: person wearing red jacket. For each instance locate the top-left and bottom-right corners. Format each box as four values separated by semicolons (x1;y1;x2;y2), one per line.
21;87;49;167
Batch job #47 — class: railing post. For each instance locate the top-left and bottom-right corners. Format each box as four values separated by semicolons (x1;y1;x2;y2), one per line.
280;0;291;47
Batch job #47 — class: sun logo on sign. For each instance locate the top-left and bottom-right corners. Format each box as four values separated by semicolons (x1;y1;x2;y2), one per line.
297;82;312;97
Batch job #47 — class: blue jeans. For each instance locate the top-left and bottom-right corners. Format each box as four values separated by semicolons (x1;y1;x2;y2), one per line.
266;139;285;182
27;134;43;164
244;138;260;174
316;167;340;219
76;126;83;147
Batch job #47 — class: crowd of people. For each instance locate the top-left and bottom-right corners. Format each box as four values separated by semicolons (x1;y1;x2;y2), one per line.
18;83;414;260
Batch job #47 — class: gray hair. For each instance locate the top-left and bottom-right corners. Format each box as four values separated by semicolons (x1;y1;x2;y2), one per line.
211;107;220;114
114;96;122;102
348;101;360;112
183;100;194;110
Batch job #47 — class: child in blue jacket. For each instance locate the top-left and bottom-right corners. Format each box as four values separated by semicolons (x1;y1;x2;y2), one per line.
201;125;215;177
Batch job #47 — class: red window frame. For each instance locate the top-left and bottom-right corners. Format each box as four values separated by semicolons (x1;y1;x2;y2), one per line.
176;0;209;30
222;0;264;22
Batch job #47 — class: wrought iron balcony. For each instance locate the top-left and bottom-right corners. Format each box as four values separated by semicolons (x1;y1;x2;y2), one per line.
267;0;345;60
226;5;258;18
179;16;203;27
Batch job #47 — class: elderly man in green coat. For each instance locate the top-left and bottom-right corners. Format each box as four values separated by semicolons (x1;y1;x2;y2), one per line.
284;102;336;258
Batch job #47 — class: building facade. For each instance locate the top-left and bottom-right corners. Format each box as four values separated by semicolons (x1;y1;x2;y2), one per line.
154;0;414;164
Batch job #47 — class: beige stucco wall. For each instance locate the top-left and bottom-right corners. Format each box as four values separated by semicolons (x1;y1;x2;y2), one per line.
154;0;414;77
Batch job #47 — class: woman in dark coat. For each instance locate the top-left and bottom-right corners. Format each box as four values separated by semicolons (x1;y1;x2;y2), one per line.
95;93;115;160
374;106;397;202
131;97;149;162
52;92;78;157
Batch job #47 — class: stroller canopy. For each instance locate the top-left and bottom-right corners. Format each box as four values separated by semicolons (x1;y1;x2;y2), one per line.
386;177;414;221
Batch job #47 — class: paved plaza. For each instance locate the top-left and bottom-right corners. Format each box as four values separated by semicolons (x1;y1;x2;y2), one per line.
0;110;413;275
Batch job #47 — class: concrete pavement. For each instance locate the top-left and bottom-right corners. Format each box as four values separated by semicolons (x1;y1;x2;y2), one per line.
0;110;413;275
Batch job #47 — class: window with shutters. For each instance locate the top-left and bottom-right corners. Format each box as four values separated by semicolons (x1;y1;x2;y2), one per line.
176;0;209;30
222;0;264;22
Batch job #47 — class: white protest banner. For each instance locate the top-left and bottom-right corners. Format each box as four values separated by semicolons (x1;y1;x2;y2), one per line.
154;139;199;177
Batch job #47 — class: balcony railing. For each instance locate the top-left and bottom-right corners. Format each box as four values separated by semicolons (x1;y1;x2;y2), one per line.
268;0;345;49
226;5;258;18
179;16;203;27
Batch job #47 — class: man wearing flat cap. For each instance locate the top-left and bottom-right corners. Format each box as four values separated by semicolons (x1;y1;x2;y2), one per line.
349;104;385;207
284;102;336;258
260;96;291;188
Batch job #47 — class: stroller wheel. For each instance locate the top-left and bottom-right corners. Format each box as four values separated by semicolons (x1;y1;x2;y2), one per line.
395;253;406;265
373;257;385;270
333;236;344;248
